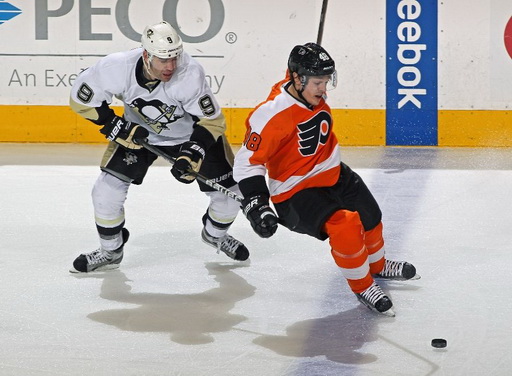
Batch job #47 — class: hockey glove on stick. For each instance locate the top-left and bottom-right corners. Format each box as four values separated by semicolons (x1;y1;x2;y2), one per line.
100;115;149;150
171;141;206;184
242;194;278;238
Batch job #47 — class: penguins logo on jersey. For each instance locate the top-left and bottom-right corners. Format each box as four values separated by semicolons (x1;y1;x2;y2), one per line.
129;98;183;133
297;111;332;156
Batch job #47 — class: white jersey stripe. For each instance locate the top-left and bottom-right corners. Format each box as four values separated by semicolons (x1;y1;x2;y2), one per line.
268;146;341;196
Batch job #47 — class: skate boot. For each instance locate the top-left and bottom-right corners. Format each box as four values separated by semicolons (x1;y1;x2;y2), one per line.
70;228;130;273
356;282;395;317
201;228;250;261
374;260;420;280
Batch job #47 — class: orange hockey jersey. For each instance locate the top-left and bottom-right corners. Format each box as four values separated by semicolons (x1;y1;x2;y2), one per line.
233;77;341;203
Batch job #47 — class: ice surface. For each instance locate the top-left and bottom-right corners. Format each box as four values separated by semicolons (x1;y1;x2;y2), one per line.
1;144;511;376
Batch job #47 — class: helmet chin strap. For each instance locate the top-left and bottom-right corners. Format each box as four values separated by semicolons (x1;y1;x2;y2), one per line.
295;76;314;108
143;53;158;80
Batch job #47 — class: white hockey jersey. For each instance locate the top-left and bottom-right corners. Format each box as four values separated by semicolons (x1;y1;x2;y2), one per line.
70;47;223;146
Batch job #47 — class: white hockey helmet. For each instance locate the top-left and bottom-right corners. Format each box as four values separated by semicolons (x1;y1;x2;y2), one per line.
141;21;183;59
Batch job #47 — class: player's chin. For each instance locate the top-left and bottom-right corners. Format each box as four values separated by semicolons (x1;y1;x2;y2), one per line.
310;96;322;106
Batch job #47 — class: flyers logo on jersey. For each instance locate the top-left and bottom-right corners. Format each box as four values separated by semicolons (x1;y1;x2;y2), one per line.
297;110;332;156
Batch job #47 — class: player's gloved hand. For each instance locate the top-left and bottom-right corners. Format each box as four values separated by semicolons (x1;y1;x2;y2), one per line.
171;141;205;184
242;194;278;238
100;115;149;150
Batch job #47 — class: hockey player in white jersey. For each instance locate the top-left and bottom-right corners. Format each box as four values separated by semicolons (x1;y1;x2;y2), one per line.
69;21;249;273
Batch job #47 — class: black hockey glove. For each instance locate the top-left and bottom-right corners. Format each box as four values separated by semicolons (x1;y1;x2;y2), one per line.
171;141;206;184
100;115;149;150
242;194;278;238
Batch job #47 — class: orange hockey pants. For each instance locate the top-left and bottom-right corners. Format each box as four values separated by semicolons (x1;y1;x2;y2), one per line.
322;209;385;293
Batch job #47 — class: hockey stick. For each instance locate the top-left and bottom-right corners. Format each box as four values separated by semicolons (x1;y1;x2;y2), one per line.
317;0;329;45
136;138;243;203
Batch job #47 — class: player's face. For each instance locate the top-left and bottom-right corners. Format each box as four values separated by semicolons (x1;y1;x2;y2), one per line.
149;56;179;82
301;76;330;106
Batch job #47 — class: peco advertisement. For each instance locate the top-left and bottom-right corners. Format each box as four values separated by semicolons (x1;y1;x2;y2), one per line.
0;0;320;107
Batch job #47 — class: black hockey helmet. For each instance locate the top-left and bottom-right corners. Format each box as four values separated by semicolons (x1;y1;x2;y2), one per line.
288;42;336;77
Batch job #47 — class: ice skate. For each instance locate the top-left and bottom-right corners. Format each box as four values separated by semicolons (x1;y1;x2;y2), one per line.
201;228;250;261
374;260;420;280
356;282;395;317
70;228;130;273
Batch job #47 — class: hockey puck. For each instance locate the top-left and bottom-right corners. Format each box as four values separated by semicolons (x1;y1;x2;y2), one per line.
431;338;447;348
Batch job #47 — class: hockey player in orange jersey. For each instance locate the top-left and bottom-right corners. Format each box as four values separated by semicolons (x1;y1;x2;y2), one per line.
233;43;420;316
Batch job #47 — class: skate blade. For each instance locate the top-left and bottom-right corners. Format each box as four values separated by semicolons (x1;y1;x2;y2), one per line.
373;273;421;281
69;263;120;273
380;308;396;317
365;305;396;317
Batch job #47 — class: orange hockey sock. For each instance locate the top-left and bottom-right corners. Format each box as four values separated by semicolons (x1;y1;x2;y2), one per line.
323;210;373;293
365;221;385;274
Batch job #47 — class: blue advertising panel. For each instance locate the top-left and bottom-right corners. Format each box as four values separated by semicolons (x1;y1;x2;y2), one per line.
386;0;438;145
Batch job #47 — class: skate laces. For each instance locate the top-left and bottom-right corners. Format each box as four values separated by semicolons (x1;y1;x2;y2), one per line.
202;228;246;260
216;235;242;257
85;248;113;265
380;260;404;277
360;283;386;305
